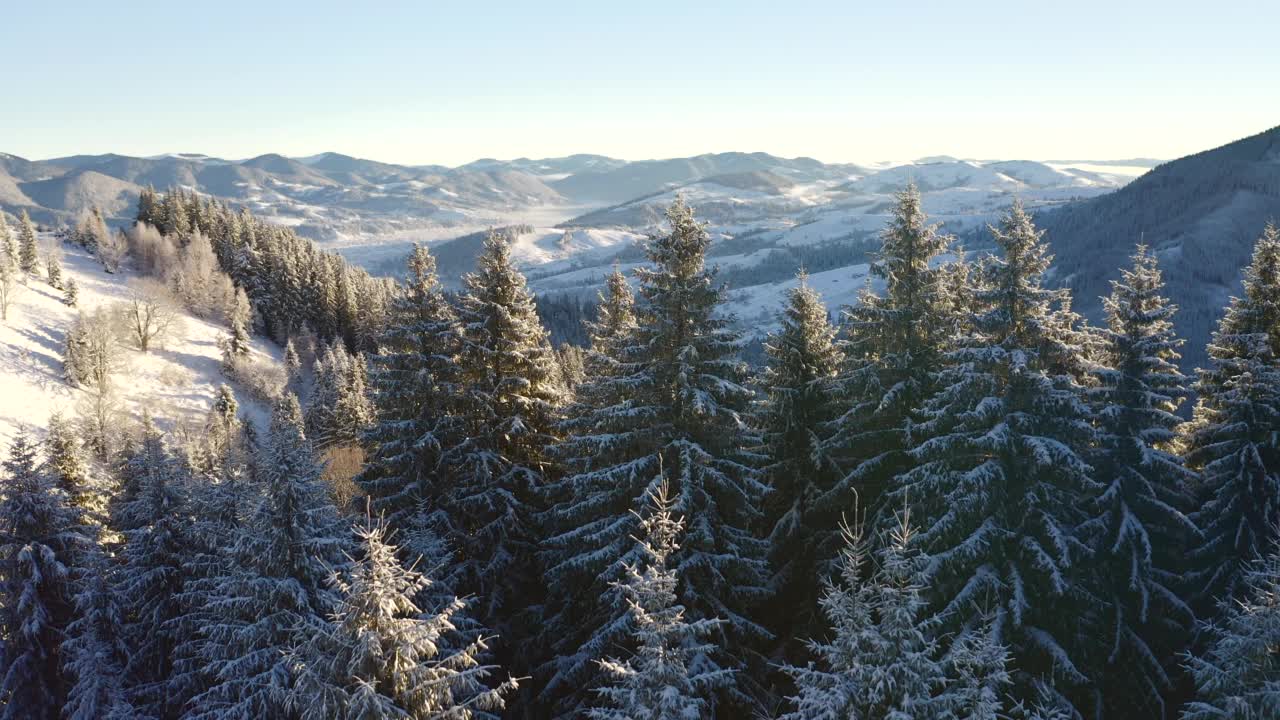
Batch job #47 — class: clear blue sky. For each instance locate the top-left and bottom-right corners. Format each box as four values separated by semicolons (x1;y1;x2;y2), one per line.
5;0;1277;166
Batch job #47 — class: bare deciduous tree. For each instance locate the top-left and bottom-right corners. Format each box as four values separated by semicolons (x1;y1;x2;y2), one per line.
0;259;20;321
97;227;128;274
118;278;183;352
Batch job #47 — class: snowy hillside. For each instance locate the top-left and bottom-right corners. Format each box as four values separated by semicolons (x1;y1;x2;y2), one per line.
0;239;278;447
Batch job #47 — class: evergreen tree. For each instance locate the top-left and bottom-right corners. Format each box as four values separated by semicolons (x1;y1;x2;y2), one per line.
63;552;141;720
45;412;100;516
18;209;39;274
358;244;466;530
284;337;303;393
1080;245;1198;717
540;199;767;715
1181;545;1280;720
1184;223;1280;606
46;245;63;289
781;513;953;720
331;351;374;447
825;182;961;524
891;201;1098;711
225;287;253;359
588;480;731;720
304;341;349;446
113;423;191;718
64;277;79;307
0;429;85;719
445;230;561;664
293;523;518;720
0;213;15;268
755;273;844;649
189;395;347;719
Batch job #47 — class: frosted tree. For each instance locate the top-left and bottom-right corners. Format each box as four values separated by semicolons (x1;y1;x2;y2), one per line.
588;480;731;720
112;423;191;718
824;183;963;527
0;429;86;719
64;276;79;307
189;395;348;719
46;412;102;517
358;244;467;530
224;286;253;359
1078;244;1198;716
540;199;767;715
1184;223;1280;606
292;523;518;720
0;213;14;267
45;240;63;289
331;351;375;447
64;307;127;389
755;273;844;647
63;552;142;720
284;337;303;392
890;201;1098;712
0;253;19;321
445;230;561;661
18;208;39;274
1181;545;1280;720
781;512;953;720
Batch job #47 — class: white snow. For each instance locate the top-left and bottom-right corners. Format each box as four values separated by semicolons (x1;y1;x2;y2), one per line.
0;240;279;448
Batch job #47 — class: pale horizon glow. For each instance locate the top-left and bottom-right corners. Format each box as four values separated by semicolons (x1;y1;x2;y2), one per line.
5;1;1278;167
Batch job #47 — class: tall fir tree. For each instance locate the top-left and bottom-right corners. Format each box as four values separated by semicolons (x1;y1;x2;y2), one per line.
1184;223;1280;606
540;199;768;715
0;429;86;719
0;213;15;268
1079;245;1199;717
358;244;467;531
824;182;961;528
63;551;141;720
45;411;100;516
444;230;561;673
113;423;192;719
189;395;347;719
891;201;1099;712
755;273;845;650
17;208;39;274
293;523;518;720
588;480;732;720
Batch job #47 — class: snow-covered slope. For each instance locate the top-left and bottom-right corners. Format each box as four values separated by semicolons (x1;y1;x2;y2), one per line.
0;240;278;447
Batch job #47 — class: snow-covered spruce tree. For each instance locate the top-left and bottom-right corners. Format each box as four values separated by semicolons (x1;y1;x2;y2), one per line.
890;201;1099;712
1181;544;1280;720
284;337;303;393
63;551;142;720
45;411;101;517
0;213;15;267
781;512;954;720
305;340;353;448
63;276;79;307
535;264;641;703
754;273;845;649
188;395;348;719
824;182;962;530
224;286;253;360
0;429;87;719
540;199;768;716
445;230;561;667
113;422;192;718
170;395;252;711
357;243;468;531
1078;244;1199;717
331;351;374;447
1184;223;1280;607
292;522;518;720
18;208;39;274
46;243;63;289
588;479;732;720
